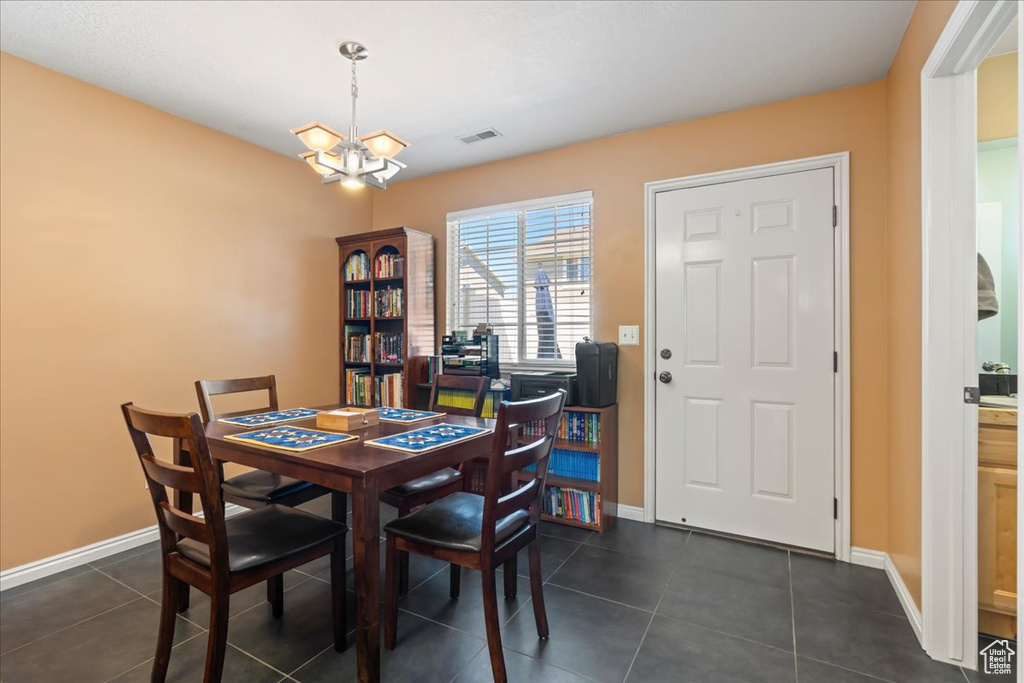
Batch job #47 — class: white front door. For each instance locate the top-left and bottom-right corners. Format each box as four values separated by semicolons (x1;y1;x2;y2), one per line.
654;167;836;552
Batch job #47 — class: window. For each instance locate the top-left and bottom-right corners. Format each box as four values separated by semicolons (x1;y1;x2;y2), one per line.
447;191;593;368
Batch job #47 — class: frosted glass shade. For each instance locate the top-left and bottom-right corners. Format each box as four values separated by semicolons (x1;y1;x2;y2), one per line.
291;122;345;152
359;130;409;159
300;150;342;175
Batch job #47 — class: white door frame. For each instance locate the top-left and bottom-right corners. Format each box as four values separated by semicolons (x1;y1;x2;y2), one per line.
920;0;1019;671
643;152;852;561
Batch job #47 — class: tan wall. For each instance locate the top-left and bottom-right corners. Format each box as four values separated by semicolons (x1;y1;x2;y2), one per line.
0;53;371;570
372;80;892;551
884;0;959;608
978;52;1019;141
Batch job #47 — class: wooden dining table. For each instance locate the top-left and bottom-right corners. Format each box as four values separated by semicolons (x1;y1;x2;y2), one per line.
204;408;494;683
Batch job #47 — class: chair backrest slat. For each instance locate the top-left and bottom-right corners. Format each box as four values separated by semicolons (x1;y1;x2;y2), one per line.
429;375;489;418
195;375;278;423
493;478;542;520
121;402;229;573
480;391;566;551
140;454;203;494
499;439;552;476
159;502;212;543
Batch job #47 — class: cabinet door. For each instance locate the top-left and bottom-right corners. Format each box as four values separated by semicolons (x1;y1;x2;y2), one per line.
978;464;1017;638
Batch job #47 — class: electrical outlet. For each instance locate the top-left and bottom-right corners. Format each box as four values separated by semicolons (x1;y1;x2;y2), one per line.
618;325;640;346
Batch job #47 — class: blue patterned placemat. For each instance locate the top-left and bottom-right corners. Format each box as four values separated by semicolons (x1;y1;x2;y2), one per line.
366;423;491;453
218;408;319;427
224;426;357;452
377;407;445;424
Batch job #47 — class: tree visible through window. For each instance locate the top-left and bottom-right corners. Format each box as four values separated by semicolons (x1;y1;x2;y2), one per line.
446;191;593;367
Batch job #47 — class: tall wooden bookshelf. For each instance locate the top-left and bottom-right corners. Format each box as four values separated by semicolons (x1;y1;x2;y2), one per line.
336;227;434;408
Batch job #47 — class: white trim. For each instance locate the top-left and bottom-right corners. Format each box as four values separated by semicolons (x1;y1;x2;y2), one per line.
850;546;887;570
0;504;246;592
850;547;924;646
920;0;1018;670
445;189;594;222
887;553;925;646
615;503;646;522
643;152;852;561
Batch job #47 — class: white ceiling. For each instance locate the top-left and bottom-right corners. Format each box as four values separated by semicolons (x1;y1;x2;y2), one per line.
0;1;916;181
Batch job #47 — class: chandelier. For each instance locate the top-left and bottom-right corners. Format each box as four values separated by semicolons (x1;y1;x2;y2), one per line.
291;42;408;190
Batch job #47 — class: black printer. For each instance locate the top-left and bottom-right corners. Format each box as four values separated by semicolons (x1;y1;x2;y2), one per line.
510;371;579;405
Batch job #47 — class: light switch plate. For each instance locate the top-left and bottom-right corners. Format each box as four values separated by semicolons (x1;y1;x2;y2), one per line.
618;325;640;346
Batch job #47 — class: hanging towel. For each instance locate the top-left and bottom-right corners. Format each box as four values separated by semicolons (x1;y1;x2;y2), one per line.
978;252;999;320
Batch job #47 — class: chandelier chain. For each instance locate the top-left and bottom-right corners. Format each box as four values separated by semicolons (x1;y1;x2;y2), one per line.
349;58;359;138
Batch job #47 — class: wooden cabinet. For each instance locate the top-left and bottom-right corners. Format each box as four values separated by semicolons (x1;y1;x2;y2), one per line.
978;406;1017;639
336;228;434;408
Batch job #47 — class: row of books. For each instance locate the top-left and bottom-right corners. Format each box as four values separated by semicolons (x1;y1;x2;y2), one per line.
375;332;403;363
375;253;404;279
427;355;442;383
375;372;404;407
344;252;370;281
375;287;404;317
542;486;599;524
345;368;373;406
522;410;602;444
524;448;599;482
345;368;405;407
343;325;371;362
435;384;510;419
346;290;371;318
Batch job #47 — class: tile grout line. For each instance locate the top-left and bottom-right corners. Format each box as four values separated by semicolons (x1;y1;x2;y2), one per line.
621;529;690;682
542;541;584;586
0;595;151;658
284;643;334;680
100;631;209;683
789;550;798;681
796;655;902;683
221;641;300;681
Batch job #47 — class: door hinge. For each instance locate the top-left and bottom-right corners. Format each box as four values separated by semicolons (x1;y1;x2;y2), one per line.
833;351;838;373
834;497;838;520
964;386;980;404
832;205;837;227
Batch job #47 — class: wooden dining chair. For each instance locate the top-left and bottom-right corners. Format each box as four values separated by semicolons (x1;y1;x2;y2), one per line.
121;402;348;683
383;390;566;683
379;373;489;593
194;376;339;515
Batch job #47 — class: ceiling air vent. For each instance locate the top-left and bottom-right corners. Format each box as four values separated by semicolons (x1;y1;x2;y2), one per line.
458;128;502;144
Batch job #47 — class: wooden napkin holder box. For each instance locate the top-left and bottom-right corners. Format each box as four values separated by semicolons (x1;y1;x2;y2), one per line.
317;407;380;431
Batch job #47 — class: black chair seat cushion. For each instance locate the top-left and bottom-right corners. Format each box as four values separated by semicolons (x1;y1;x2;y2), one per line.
384;492;528;553
222;470;317;503
385;467;463;498
177;505;347;573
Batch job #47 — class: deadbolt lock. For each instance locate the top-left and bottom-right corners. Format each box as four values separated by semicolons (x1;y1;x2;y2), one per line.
660;348;672;360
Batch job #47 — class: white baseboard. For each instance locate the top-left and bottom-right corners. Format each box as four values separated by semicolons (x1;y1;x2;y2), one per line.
850;546;887;570
616;504;646;522
0;503;246;592
851;546;924;646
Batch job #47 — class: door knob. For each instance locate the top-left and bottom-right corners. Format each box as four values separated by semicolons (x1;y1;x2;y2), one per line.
659;371;672;384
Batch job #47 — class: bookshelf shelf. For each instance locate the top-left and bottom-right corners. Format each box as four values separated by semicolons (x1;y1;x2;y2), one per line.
337;228;434;408
518;471;601;492
552;438;602;454
540;513;600;531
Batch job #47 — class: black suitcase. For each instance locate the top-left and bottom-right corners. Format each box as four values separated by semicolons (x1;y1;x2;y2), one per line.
576;340;618;407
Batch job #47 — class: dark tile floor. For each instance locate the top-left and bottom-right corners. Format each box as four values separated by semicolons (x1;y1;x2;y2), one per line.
0;496;1014;682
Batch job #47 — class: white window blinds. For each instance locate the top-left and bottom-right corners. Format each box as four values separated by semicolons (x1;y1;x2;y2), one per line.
446;191;593;368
